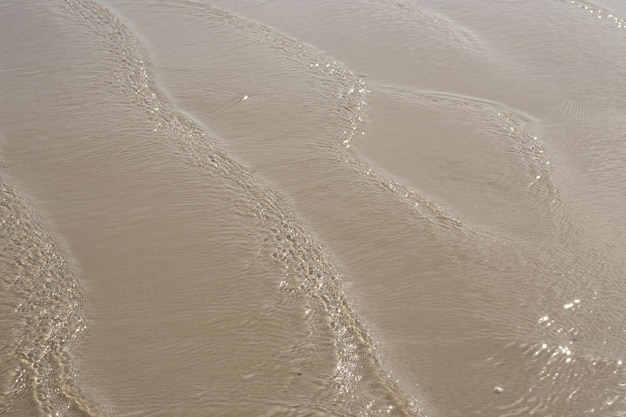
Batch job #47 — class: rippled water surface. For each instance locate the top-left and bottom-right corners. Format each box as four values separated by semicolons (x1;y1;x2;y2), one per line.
2;0;626;416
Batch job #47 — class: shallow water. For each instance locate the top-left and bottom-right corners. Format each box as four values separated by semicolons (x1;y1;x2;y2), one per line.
2;0;626;416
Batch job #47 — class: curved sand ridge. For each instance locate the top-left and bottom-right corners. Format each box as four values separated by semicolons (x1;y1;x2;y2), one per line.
61;0;424;415
0;179;111;416
30;0;626;415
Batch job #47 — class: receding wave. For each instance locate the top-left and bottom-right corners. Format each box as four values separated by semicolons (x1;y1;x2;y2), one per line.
561;0;626;29
377;0;485;52
0;179;110;416
61;0;422;414
483;340;626;416
344;83;559;234
16;0;625;415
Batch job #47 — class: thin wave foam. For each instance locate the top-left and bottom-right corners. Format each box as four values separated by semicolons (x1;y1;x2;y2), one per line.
61;0;422;415
0;178;111;417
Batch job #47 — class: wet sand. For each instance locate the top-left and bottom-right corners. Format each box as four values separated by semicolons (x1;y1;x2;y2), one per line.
2;0;626;416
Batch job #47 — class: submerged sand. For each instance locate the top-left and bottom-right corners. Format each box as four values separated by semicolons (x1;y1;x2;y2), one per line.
2;0;626;416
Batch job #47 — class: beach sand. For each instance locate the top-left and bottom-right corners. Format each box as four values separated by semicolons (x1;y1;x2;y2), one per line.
2;0;626;416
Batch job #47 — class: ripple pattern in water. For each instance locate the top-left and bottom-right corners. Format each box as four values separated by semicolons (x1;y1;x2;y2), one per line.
2;0;626;416
0;179;110;416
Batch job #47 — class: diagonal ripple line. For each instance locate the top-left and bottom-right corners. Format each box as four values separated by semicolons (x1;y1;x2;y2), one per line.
0;178;112;417
61;0;423;415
